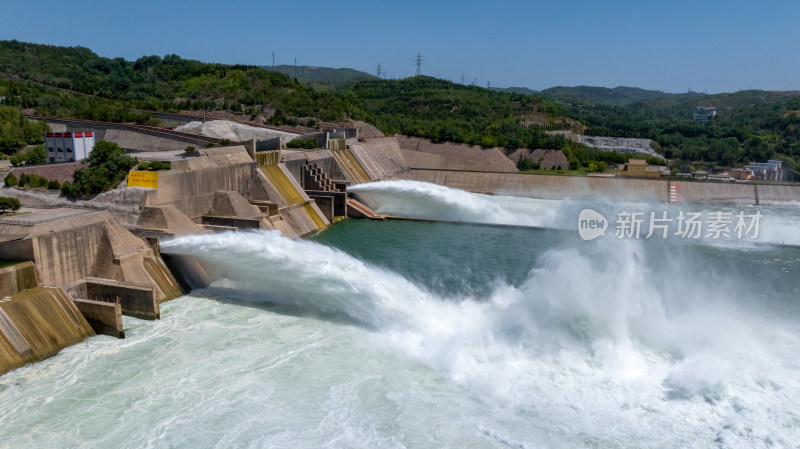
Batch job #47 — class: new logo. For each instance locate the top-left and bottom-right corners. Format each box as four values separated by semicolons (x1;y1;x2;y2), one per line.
578;209;608;240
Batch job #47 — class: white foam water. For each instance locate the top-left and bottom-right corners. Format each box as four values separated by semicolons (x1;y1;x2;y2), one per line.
1;181;798;448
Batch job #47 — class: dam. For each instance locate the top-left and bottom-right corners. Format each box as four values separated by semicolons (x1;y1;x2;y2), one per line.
1;133;799;447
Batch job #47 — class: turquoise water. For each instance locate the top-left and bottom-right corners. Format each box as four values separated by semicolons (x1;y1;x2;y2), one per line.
1;181;799;448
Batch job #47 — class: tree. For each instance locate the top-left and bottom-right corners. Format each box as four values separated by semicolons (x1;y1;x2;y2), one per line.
87;141;124;166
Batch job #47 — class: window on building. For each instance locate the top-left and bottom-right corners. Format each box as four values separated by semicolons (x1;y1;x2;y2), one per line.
49;157;55;163
48;147;54;154
57;147;63;152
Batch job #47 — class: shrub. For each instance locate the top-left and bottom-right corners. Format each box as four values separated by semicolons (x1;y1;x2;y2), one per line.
205;142;215;148
137;161;150;171
184;146;196;153
220;139;231;145
4;173;17;187
148;161;171;171
286;137;318;149
516;156;539;171
0;196;21;213
60;181;80;197
47;179;61;190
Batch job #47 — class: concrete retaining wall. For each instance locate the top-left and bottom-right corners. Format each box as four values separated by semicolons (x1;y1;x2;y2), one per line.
396;136;517;173
201;215;264;230
0;286;94;376
398;170;800;205
402;150;505;172
150;163;256;219
401;169;668;202
348;137;409;180
0;212;182;303
74;299;124;338
755;184;800;205
0;262;38;298
677;181;757;204
67;277;160;320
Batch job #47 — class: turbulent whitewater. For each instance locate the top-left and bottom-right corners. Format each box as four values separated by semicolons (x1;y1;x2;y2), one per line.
0;181;798;448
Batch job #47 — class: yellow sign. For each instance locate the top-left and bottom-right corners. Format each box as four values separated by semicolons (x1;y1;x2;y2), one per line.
127;171;158;188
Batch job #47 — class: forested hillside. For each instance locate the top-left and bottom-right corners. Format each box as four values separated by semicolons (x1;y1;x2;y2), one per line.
0;41;574;153
1;40;798;171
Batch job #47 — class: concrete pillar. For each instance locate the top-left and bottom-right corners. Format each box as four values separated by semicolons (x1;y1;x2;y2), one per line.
244;139;256;161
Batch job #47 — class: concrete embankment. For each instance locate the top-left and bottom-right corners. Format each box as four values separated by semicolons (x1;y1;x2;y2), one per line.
397;169;800;205
399;169;669;202
0;286;94;376
396;136;517;173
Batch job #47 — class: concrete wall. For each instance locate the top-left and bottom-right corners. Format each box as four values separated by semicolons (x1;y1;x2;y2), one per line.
398;170;800;205
0;286;94;376
401;150;506;172
282;150;348;183
0;262;38;298
201;215;263;230
307;190;346;218
74;299;124;338
396;135;517;173
67;277;160;320
756;184;800;205
348;137;409;180
0;212;181;303
677;181;757;204
255;137;281;152
150;163;256;219
136;205;203;237
400;169;669;202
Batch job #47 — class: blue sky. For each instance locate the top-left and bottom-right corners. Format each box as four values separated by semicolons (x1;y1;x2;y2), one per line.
1;0;798;93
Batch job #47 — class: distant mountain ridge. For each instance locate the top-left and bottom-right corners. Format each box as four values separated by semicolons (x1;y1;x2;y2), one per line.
489;86;538;95
261;65;377;85
536;85;697;106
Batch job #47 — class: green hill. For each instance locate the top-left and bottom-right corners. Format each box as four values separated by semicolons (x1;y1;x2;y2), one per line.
262;65;377;85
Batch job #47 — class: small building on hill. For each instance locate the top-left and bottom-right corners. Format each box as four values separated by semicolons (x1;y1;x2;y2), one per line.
692;106;717;123
617;159;661;178
44;132;95;163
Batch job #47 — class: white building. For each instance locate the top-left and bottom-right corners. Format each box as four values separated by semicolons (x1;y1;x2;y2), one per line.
44;132;95;163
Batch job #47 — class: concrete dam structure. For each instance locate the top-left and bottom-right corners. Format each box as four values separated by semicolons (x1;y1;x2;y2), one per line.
2;132;799;377
0;262;95;376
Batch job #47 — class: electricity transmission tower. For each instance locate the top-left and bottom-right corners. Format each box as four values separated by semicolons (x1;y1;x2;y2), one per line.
415;53;422;76
376;64;382;78
461;74;465;84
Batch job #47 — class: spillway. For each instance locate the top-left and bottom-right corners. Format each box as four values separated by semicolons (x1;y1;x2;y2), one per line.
1;180;798;448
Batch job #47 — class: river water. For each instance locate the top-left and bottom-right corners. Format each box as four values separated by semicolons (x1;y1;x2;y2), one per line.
1;180;798;448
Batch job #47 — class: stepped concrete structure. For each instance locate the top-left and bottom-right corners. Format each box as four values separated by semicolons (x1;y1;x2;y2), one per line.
0;209;181;302
254;150;330;235
0;262;95;376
